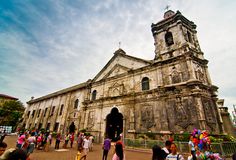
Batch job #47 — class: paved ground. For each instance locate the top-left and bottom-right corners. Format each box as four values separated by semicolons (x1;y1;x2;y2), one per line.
3;135;152;160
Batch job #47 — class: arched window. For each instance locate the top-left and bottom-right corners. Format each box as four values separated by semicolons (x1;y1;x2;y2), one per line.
142;77;150;91
37;109;41;117
74;99;79;109
51;106;55;116
59;104;64;115
92;90;97;100
165;32;174;46
27;111;31;117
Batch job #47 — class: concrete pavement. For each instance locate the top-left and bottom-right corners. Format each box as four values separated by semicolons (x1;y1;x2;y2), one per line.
3;135;152;160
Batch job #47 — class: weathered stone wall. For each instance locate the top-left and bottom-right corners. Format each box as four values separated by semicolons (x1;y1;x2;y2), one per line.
21;11;225;143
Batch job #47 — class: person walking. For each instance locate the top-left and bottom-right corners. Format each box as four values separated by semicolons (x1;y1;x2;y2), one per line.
102;137;111;160
26;132;36;155
88;135;94;151
36;133;43;150
83;136;90;156
77;132;83;151
55;133;61;149
166;143;184;160
0;141;7;156
48;133;52;145
64;133;70;149
16;132;26;149
70;133;74;148
188;136;197;160
162;140;171;156
152;145;166;160
112;142;125;160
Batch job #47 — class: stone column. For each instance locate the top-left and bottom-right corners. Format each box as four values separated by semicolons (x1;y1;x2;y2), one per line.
157;68;163;86
204;66;212;85
186;58;196;80
62;93;72;134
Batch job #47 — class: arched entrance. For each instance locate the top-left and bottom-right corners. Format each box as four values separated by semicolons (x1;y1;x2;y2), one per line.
105;107;123;141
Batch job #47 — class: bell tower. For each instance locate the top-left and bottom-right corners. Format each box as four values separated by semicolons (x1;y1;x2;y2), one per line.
151;10;202;60
151;10;213;85
150;10;224;133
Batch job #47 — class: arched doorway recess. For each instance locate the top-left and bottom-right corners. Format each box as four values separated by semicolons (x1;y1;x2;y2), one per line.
105;107;123;141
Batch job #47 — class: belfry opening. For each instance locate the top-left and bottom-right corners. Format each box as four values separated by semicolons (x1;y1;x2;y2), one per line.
105;107;123;141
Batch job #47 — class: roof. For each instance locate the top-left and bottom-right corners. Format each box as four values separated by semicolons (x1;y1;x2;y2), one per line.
27;49;152;104
27;81;89;104
0;94;18;100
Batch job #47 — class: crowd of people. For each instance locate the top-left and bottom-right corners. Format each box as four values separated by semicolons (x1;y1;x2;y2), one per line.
1;129;235;160
152;129;228;160
0;129;94;160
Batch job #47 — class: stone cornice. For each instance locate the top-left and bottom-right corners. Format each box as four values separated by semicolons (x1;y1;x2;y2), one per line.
151;11;196;36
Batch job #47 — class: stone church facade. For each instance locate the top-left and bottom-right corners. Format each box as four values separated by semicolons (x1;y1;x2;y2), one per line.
21;10;225;142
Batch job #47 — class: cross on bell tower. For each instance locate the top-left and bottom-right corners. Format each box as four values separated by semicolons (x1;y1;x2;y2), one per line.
164;5;170;11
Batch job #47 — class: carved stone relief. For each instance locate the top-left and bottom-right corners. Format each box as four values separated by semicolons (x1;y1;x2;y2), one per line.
175;97;190;129
108;82;125;97
160;107;169;130
180;62;189;81
166;100;176;131
203;100;215;123
141;106;155;129
166;97;197;131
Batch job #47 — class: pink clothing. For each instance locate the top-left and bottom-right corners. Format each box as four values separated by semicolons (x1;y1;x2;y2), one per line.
112;153;125;160
28;136;36;143
17;135;25;144
37;136;42;142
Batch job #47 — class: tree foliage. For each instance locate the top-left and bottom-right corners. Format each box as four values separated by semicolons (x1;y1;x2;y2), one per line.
0;100;25;128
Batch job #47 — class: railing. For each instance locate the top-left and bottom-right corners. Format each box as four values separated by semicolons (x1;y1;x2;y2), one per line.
124;138;236;157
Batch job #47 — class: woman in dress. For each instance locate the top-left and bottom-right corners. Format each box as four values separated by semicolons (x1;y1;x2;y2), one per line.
112;142;125;160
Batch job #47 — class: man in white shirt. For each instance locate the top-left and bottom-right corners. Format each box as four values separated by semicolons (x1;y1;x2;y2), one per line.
166;143;184;160
162;140;172;156
83;136;90;155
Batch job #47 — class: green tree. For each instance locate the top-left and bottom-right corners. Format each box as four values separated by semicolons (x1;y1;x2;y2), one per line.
0;100;25;130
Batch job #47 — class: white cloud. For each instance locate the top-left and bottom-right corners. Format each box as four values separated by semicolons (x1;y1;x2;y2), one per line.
0;0;235;114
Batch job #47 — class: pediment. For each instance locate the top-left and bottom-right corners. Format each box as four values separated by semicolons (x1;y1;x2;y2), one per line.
104;64;130;79
93;49;152;82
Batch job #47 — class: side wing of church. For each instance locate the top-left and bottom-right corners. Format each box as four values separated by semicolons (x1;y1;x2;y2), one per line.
21;10;225;142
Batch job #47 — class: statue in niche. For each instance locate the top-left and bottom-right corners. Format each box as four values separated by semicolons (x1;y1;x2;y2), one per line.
87;111;95;129
176;103;188;122
141;107;155;129
197;70;205;82
195;65;205;82
171;67;181;83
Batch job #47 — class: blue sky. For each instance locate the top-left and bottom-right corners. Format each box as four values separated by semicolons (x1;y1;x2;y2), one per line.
0;0;236;114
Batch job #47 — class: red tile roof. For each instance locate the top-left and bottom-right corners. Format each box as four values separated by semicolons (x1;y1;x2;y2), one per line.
0;94;18;100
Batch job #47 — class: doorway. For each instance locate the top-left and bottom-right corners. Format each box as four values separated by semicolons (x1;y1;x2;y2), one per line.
105;107;123;141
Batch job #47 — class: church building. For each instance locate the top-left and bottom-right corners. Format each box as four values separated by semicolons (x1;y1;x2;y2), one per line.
21;10;225;142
